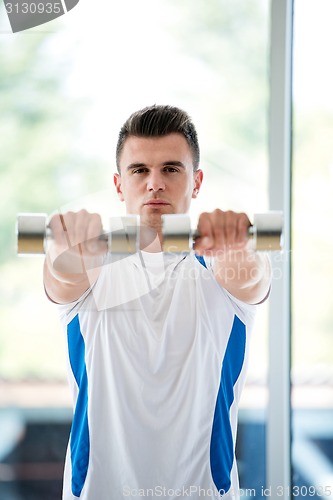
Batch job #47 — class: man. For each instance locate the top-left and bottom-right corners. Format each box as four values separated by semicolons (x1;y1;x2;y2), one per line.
44;105;271;500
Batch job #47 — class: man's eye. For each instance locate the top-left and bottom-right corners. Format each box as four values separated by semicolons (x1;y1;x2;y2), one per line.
133;168;147;174
164;167;178;173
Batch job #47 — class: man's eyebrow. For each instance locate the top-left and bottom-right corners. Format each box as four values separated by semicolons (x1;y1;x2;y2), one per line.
162;161;186;168
126;161;186;171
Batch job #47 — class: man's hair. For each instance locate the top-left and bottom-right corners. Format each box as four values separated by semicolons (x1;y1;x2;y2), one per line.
116;104;200;171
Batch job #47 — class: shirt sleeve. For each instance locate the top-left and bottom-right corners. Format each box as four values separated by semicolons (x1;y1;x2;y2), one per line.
199;254;258;322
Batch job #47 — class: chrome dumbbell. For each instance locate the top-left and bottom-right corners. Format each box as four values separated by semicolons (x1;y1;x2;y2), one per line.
16;211;283;256
161;212;283;252
16;214;140;255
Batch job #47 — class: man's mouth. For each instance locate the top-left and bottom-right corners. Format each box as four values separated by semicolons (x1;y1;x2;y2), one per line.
144;199;171;207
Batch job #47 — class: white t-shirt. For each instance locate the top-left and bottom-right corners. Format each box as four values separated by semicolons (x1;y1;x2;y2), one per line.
57;251;257;500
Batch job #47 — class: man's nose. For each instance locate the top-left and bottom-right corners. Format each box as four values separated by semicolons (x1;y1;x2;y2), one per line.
147;171;165;192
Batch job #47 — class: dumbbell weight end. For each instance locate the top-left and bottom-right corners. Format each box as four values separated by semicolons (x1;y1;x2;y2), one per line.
17;213;48;255
250;212;283;251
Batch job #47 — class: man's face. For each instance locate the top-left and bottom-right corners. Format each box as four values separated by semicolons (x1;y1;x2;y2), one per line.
114;133;203;226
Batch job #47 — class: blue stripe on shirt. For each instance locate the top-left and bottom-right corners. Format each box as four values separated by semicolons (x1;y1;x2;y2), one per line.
210;315;246;494
67;314;90;497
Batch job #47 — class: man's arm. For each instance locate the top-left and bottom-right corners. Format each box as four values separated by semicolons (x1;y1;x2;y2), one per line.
43;210;107;304
194;209;272;305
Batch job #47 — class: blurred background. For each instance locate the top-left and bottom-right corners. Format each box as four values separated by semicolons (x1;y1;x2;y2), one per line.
0;0;332;498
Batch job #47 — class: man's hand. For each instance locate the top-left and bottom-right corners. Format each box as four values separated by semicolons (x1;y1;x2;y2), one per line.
194;209;271;305
194;209;251;255
47;209;106;274
44;210;107;304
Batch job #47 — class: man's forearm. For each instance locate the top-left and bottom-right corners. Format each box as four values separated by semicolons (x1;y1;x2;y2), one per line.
42;211;106;304
213;246;272;304
43;256;95;304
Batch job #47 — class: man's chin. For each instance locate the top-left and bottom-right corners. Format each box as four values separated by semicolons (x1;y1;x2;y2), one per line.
141;206;174;221
140;212;163;228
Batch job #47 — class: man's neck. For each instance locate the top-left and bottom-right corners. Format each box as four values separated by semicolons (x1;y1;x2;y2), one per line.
139;225;163;253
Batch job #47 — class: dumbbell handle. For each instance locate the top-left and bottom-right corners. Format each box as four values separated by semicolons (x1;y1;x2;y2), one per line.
16;212;283;255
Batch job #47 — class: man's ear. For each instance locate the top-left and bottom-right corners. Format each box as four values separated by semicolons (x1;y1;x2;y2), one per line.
192;169;203;199
113;173;124;202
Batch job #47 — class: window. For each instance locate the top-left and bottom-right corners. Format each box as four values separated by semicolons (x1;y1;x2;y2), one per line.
292;0;333;495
